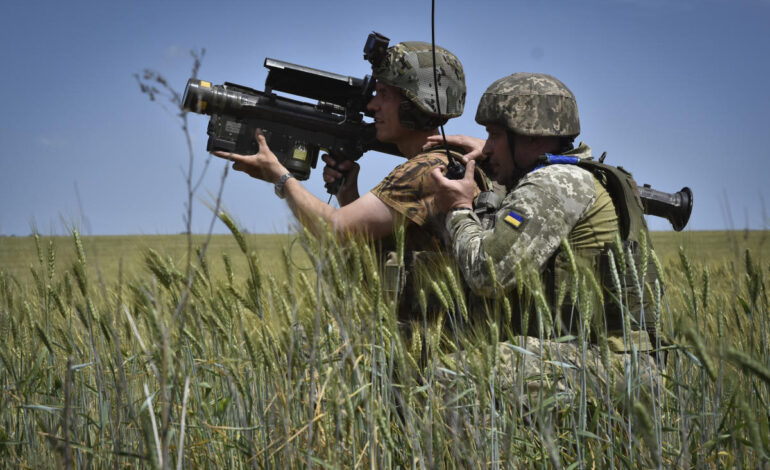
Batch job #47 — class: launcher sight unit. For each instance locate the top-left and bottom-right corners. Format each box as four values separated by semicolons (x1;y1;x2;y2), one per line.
182;32;396;192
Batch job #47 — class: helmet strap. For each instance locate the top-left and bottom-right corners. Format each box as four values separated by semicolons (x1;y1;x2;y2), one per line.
558;137;576;153
507;130;533;181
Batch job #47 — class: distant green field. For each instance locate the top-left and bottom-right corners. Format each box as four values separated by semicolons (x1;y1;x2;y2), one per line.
1;230;767;284
0;233;311;285
650;229;769;265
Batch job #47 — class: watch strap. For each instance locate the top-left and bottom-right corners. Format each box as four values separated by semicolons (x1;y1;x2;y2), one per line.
274;172;295;199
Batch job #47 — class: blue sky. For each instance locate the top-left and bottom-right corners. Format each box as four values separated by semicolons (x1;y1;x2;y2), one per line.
1;0;768;236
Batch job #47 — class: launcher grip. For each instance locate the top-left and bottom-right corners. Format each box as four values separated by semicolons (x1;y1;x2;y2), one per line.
323;153;356;196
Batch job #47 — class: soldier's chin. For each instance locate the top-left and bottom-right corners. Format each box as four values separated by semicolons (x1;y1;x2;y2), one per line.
375;129;394;143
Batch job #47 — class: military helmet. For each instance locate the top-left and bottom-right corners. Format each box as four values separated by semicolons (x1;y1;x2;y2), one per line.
372;41;466;118
475;73;580;137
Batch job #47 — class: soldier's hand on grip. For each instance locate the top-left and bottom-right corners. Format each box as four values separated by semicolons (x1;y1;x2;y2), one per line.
322;154;360;204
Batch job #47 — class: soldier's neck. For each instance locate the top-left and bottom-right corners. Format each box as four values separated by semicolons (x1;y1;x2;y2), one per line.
397;129;439;159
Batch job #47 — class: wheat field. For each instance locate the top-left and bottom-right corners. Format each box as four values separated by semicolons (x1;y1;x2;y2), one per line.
0;225;768;468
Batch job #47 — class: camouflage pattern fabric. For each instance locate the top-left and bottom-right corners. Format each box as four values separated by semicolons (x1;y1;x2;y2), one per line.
475;72;580;137
373;149;479;234
373;42;466;118
438;336;663;409
372;149;481;322
446;144;601;296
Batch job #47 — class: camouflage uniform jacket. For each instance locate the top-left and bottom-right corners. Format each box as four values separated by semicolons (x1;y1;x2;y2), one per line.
373;148;480;253
446;143;618;297
371;148;485;322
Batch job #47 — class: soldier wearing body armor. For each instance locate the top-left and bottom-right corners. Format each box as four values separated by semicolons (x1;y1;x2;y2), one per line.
431;73;663;399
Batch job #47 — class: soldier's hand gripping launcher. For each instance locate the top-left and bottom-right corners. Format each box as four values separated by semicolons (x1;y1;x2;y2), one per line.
181;32;397;194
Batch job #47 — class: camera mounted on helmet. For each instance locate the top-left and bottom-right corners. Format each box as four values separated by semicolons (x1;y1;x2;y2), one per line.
364;32;390;67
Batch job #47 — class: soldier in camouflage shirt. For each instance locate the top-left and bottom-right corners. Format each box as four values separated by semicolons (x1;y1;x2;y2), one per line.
213;40;470;251
431;73;618;296
323;40;473;254
431;73;662;403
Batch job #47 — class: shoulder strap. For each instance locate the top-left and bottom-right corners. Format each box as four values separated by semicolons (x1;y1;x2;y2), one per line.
538;154;647;242
576;160;648;242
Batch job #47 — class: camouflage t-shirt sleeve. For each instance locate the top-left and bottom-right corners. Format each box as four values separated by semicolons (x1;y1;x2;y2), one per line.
446;165;597;296
371;152;448;226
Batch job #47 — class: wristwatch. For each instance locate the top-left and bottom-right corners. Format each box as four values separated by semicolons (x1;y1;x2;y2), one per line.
274;173;295;199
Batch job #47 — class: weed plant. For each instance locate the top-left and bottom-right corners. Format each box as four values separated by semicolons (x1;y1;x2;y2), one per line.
0;224;768;468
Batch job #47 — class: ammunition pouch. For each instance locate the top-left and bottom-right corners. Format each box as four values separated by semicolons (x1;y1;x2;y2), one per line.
547;239;661;353
384;250;456;321
599;239;662;351
383;251;406;301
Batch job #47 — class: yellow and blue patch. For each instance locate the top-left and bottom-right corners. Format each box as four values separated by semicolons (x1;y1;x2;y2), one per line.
503;211;524;229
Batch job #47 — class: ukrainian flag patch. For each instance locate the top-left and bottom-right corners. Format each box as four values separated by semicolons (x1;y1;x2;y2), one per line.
503;211;524;229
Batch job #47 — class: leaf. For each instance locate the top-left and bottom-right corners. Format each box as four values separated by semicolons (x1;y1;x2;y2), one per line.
546;360;577;370
502;343;538;357
737;296;751;316
19;404;61;413
575;429;607;442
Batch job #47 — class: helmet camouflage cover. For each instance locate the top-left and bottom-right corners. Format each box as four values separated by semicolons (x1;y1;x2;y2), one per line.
372;41;466;118
475;73;580;137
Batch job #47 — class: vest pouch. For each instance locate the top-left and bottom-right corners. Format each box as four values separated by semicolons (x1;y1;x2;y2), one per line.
384;250;445;309
548;248;603;337
383;251;405;302
399;250;461;321
599;240;657;351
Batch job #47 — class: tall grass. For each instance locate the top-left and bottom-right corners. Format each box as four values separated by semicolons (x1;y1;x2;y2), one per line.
0;225;768;468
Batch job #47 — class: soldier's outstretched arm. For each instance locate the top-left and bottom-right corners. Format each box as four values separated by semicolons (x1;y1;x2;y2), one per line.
215;129;396;239
282;179;396;238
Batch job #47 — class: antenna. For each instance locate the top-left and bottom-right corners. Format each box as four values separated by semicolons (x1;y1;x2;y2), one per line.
431;0;465;179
